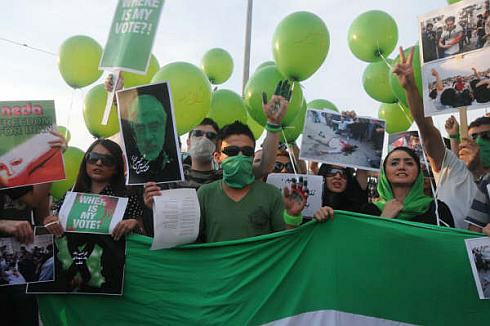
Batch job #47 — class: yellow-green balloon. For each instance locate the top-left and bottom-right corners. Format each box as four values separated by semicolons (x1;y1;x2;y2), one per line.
58;35;103;88
201;48;234;85
83;84;120;138
281;99;307;143
50;147;84;200
152;62;212;135
389;45;422;107
348;10;398;62
122;54;160;88
447;0;462;3
307;99;338;112
378;102;413;134
363;60;397;103
207;89;247;129
255;61;275;72
244;65;303;127
246;112;264;140
57;126;71;143
273;11;330;81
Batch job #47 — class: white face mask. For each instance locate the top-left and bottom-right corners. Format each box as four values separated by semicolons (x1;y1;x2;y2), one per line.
188;136;216;163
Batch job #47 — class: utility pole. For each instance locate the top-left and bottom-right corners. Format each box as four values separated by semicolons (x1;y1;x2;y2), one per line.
242;0;253;95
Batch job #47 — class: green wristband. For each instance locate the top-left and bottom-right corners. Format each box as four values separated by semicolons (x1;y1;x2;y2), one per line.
283;210;303;226
449;133;460;141
265;122;282;133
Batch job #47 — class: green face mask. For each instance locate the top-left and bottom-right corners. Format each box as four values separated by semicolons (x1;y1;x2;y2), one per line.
476;137;490;168
221;155;255;189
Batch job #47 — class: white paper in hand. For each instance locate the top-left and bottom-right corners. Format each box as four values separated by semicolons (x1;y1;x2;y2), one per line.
151;188;200;250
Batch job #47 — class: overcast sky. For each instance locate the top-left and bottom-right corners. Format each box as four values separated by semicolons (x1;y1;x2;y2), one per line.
0;0;487;151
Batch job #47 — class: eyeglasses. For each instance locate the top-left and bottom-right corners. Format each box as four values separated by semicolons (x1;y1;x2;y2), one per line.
222;146;255;157
273;161;295;172
86;152;116;167
469;131;490;141
325;168;347;178
191;130;217;141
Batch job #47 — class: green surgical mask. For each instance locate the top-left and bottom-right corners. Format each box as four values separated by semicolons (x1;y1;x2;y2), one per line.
476;137;490;168
221;155;255;189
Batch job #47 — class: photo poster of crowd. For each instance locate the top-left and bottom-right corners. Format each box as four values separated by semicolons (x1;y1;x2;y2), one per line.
419;0;490;116
299;109;385;172
0;227;54;286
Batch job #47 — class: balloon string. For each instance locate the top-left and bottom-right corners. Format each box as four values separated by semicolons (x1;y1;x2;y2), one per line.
0;36;56;56
281;128;298;176
379;53;393;70
65;88;76;138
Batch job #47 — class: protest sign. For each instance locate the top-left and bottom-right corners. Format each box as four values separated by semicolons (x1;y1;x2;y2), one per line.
151;188;200;250
100;0;165;73
58;192;128;234
465;237;490;299
0;100;65;189
27;232;126;295
419;0;490;117
0;228;54;286
266;173;323;218
300;109;385;171
117;82;184;185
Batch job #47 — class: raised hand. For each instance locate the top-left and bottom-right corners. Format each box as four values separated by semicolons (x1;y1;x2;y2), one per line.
392;46;416;90
262;80;293;125
444;115;460;138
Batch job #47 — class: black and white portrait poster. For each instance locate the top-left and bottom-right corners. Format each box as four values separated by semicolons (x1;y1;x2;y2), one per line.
116;82;184;185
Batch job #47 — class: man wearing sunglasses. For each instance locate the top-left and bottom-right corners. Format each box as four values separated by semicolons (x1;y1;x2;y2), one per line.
393;46;490;232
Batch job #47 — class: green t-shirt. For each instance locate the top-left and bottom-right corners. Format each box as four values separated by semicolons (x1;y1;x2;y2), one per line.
197;180;285;243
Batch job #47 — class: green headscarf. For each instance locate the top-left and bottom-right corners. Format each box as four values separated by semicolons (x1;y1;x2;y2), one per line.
373;159;433;221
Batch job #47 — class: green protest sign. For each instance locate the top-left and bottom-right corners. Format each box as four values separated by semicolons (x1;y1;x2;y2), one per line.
59;192;128;234
100;0;165;73
0;100;65;189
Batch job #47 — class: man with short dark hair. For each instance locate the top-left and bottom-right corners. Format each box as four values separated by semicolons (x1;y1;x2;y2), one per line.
439;16;463;57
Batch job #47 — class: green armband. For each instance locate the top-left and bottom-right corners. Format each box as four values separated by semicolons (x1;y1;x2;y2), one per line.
449;133;460;141
265;122;282;133
283;210;303;226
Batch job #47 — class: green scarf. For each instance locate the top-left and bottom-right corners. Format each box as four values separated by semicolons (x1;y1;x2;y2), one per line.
373;166;433;220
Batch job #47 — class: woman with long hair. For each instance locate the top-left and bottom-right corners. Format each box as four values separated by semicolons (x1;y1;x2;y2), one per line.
43;139;143;240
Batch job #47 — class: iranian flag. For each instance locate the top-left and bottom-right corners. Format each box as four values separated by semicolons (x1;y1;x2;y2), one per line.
38;211;490;325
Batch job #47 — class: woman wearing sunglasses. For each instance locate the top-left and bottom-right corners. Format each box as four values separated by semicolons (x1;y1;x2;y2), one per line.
43;139;143;240
361;147;454;226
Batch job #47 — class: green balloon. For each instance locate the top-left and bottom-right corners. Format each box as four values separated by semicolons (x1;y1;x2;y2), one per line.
363;60;397;103
281;100;307;143
378;102;413;134
273;11;330;81
389;45;423;107
246;112;264;140
207;89;247;129
57;126;71;143
50;147;84;200
152;62;212;135
255;61;275;72
122;54;160;88
58;35;103;88
307;99;338;112
348;10;398;62
83;84;120;138
244;65;303;127
201;48;234;85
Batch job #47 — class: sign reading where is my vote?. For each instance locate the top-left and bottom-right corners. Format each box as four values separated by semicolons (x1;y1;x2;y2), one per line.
58;192;128;234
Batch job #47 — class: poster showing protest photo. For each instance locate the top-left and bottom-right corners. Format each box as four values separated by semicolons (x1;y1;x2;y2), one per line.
100;0;165;73
117;82;184;185
422;49;490;116
26;232;126;295
465;237;490;299
58;192;128;234
266;173;323;218
300;109;385;171
0;101;65;189
0;230;54;286
419;0;489;64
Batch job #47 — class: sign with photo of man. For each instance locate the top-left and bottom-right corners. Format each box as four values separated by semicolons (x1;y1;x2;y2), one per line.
117;82;184;185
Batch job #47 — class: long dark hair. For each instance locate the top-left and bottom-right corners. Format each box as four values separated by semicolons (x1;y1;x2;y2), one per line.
73;139;126;196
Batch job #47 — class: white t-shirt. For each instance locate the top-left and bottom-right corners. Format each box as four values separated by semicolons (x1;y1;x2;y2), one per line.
440;25;463;55
433;149;477;229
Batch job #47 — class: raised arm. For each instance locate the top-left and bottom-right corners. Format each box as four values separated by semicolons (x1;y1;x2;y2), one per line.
392;47;446;172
